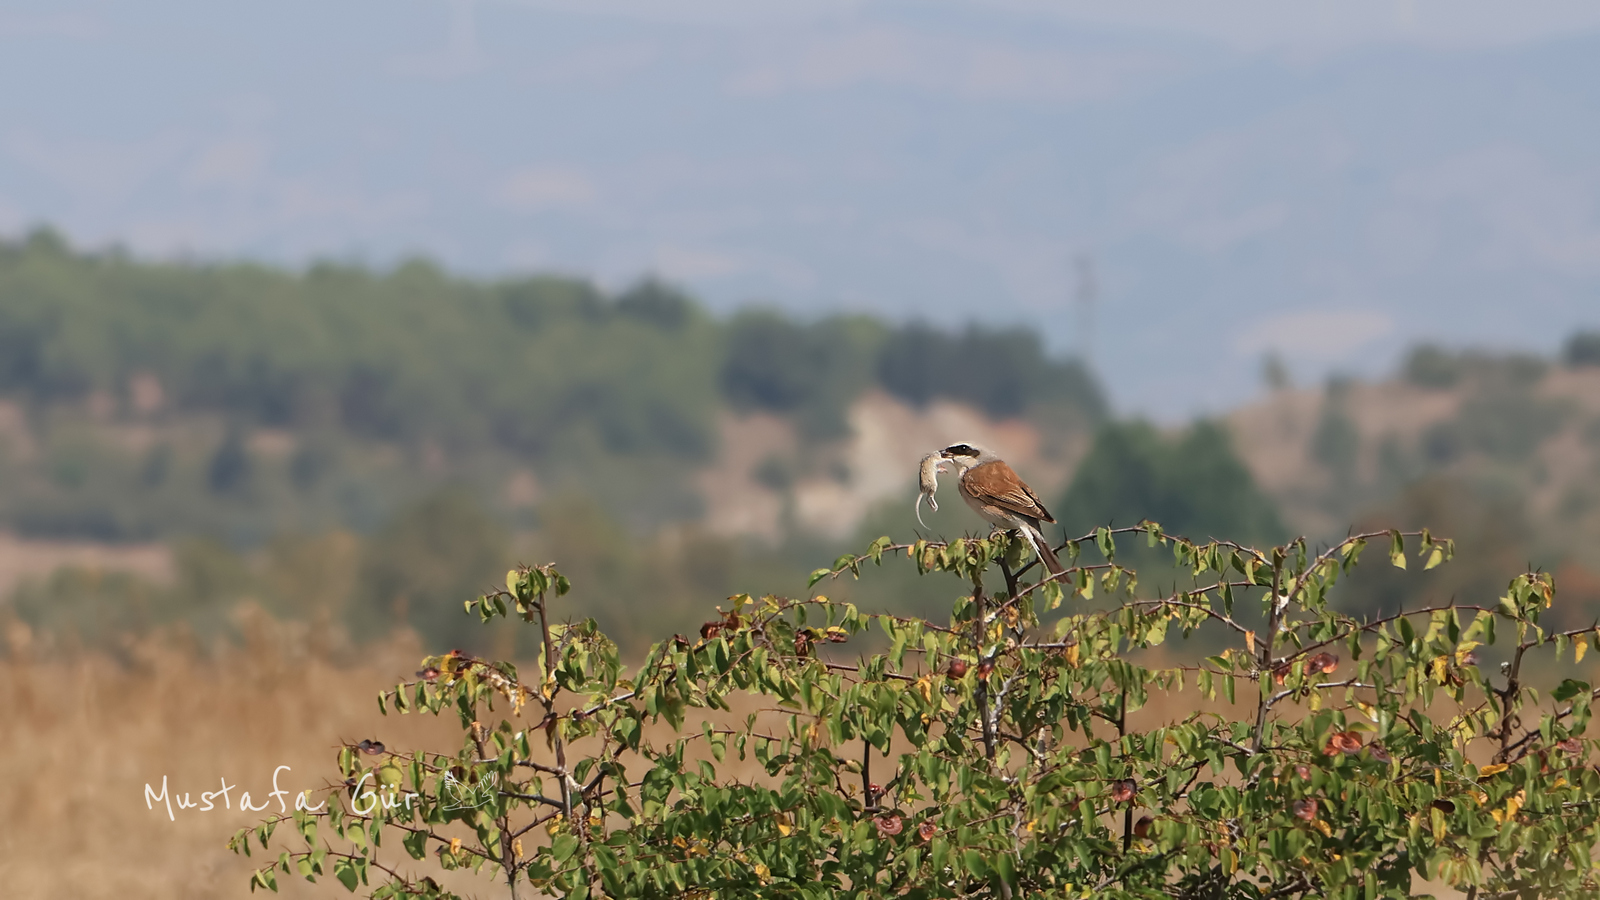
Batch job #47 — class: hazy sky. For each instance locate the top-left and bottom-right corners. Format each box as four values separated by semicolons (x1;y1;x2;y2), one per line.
3;0;1599;417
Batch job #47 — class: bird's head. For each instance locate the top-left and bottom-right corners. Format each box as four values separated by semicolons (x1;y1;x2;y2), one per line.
938;442;993;472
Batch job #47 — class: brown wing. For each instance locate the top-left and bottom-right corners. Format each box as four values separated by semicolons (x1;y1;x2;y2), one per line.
963;460;1056;523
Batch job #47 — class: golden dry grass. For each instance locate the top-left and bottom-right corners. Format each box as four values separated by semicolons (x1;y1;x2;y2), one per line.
0;609;481;898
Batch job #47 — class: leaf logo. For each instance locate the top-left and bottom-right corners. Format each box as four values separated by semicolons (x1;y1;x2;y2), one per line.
440;770;498;810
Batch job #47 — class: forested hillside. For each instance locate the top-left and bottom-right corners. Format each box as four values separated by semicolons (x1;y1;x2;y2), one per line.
0;229;1103;652
0;228;1102;541
4;228;1600;658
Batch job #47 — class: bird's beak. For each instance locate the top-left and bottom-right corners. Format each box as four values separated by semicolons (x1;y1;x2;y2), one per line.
938;449;953;459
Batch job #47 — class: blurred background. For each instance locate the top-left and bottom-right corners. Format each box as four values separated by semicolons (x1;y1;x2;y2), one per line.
3;0;1600;894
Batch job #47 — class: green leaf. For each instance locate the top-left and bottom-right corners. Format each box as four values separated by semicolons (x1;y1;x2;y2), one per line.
402;829;427;860
963;848;989;878
1553;679;1590;703
1388;531;1406;570
552;833;580;863
334;858;359;892
1096;527;1116;561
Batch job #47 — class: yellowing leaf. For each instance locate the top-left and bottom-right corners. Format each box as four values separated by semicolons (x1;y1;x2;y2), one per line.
1578;635;1589;665
1244;631;1256;655
776;814;794;837
1476;763;1509;779
1504;790;1525;821
754;863;771;884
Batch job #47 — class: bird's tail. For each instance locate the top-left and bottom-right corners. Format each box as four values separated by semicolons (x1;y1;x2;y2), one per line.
1021;524;1065;576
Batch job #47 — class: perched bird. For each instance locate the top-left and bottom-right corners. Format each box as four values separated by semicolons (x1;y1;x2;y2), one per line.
938;442;1064;576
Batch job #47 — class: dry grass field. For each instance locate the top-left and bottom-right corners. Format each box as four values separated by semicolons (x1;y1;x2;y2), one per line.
0;603;791;898
0;610;476;897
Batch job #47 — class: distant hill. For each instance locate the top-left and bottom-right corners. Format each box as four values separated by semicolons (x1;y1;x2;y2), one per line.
0;228;1104;544
6;230;1600;655
1219;342;1600;620
1229;344;1600;553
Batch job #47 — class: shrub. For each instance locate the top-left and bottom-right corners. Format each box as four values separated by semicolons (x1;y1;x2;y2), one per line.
235;524;1600;899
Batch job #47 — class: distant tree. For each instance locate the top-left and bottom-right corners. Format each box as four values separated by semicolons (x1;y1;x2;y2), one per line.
1311;387;1360;486
874;322;946;408
613;278;695;330
1338;476;1532;620
1565;330;1600;368
719;310;876;439
1403;344;1463;389
1403;344;1547;392
351;491;511;652
500;277;606;329
720;311;820;414
876;322;1105;424
206;427;252;494
1058;420;1284;545
1421;385;1563;465
1259;351;1291;391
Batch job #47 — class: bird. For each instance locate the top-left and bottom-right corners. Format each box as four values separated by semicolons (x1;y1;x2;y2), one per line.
938;442;1064;576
